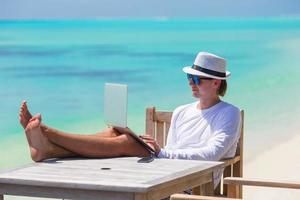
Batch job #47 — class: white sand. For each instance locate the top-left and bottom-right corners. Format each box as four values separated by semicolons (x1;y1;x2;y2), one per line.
243;134;300;200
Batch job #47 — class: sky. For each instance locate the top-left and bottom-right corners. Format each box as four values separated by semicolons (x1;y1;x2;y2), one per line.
1;0;300;19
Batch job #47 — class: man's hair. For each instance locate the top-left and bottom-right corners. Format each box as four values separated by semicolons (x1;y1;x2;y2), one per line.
218;80;227;97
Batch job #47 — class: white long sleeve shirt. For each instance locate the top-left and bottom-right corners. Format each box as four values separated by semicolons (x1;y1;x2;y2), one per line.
157;101;241;187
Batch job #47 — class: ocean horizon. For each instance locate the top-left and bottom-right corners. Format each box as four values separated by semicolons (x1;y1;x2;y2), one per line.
1;17;300;174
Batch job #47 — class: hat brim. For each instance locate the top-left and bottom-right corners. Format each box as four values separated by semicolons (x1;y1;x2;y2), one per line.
182;66;231;80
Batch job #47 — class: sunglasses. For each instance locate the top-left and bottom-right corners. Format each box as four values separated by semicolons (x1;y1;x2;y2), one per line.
187;74;213;85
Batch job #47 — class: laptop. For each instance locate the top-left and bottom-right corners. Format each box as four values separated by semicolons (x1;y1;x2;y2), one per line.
104;83;156;156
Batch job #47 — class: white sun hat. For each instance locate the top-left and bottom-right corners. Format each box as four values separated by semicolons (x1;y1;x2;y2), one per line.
182;52;231;80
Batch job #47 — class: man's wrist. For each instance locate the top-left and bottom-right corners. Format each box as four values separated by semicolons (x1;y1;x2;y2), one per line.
155;147;161;156
156;148;165;158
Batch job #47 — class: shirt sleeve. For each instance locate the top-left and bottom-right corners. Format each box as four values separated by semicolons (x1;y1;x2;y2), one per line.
157;108;241;161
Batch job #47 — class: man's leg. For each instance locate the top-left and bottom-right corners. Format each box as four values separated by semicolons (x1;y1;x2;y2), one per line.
41;123;150;158
19;101;117;138
19;101;120;162
25;116;150;161
21;101;149;161
94;129;120;137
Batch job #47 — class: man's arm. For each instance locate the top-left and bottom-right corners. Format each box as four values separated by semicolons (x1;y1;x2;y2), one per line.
157;131;236;160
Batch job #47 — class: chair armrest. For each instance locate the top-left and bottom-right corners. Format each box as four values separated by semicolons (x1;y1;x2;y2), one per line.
220;155;240;167
170;194;241;200
224;177;300;189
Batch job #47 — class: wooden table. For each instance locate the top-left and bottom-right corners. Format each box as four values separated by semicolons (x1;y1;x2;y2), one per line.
0;157;223;200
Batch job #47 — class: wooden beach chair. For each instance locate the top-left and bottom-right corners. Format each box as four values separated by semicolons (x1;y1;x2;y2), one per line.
170;177;300;200
145;107;244;198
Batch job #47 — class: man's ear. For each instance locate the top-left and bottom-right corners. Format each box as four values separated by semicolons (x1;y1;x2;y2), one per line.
212;79;221;89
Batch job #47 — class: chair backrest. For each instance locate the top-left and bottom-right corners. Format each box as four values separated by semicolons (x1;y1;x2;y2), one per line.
145;107;172;147
145;107;244;198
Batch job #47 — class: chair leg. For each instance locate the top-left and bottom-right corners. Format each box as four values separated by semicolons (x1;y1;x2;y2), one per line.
233;161;242;198
222;164;232;196
203;180;214;196
0;194;3;200
227;161;242;198
227;184;241;198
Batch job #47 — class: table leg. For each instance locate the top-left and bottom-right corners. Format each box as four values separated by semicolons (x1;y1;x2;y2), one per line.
203;178;214;196
192;172;214;196
192;186;200;195
0;194;3;200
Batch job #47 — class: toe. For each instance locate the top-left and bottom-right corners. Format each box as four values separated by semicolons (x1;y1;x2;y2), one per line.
25;121;36;131
36;113;42;120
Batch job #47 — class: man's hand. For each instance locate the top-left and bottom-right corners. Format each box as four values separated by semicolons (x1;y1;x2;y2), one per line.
139;134;161;156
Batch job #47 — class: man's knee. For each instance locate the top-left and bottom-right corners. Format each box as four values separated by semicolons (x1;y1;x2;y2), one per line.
116;135;151;157
101;127;121;137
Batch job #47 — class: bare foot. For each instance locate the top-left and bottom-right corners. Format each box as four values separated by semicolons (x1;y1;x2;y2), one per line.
19;100;33;129
25;114;58;162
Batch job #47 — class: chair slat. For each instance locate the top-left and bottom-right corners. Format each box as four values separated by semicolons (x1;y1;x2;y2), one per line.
156;122;164;147
164;122;170;146
146;107;155;138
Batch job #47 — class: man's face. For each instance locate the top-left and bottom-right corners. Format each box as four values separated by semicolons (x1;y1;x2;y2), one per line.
187;75;220;99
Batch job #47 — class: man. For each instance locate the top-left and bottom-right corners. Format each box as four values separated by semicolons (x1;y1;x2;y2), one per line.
19;51;240;187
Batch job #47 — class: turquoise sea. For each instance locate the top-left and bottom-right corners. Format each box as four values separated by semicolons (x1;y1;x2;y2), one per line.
1;17;300;177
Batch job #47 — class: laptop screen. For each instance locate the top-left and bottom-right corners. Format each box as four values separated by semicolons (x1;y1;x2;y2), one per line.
104;83;128;128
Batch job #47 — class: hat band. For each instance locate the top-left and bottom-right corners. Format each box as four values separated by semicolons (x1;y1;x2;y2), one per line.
192;64;226;78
